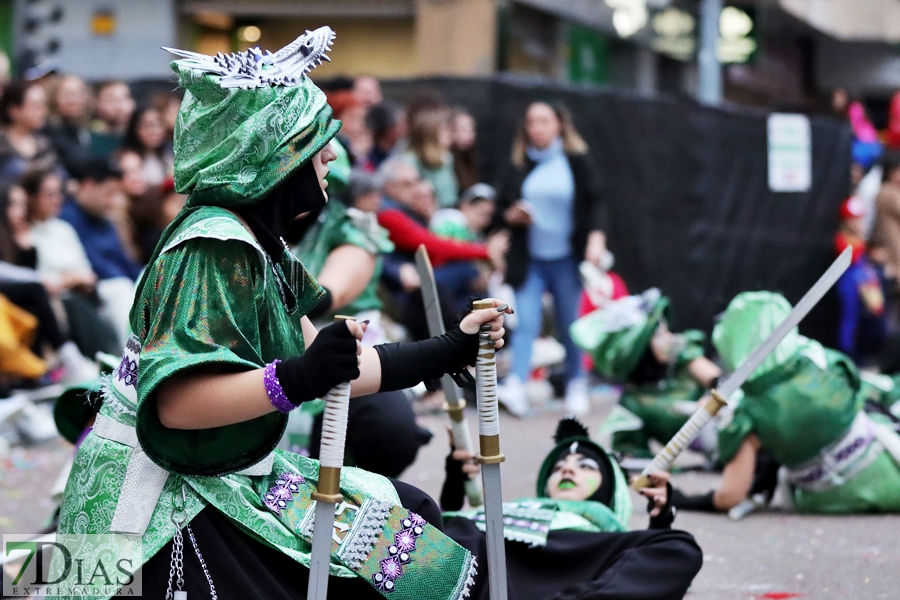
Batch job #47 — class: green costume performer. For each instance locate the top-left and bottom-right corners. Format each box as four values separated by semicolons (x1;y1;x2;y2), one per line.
51;28;477;600
437;418;704;600
571;289;719;458
713;291;900;513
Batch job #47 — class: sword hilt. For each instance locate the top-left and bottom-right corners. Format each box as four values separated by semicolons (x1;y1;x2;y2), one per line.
312;315;355;503
472;299;505;465
631;389;728;491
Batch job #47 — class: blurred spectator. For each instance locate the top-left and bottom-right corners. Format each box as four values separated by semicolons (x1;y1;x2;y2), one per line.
122;105;173;188
378;158;506;332
128;174;184;263
0;51;10;90
0;79;60;180
431;183;496;243
450;108;480;191
151;91;183;141
0;181;98;383
60;158;140;343
831;88;849;118
835;196;886;364
875;151;900;286
410;179;438;224
329;89;372;167
19;167;120;357
496;101;607;416
353;75;382;109
90;80;134;159
404;107;458;208
848;100;883;175
46;75;95;178
347;168;381;213
365;101;403;170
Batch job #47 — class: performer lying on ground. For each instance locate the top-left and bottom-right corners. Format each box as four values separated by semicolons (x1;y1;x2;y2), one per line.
673;291;900;514
54;28;510;600
440;417;703;600
285;161;432;477
570;289;721;459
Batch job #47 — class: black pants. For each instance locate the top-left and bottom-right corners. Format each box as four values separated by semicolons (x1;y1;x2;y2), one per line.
138;480;435;600
0;280;66;349
310;390;433;478
444;518;703;600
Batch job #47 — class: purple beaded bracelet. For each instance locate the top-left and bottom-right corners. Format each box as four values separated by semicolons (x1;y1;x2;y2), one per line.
264;359;294;414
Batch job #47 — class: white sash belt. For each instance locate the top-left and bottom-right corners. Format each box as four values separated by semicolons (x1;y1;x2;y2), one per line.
786;412;882;492
92;413;274;535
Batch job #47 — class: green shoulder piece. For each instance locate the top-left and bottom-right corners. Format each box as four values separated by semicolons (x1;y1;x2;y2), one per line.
676;329;706;367
162;207;265;260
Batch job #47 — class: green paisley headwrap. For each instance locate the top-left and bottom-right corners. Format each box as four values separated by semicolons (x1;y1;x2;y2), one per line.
712;291;809;382
570;288;669;381
171;61;341;207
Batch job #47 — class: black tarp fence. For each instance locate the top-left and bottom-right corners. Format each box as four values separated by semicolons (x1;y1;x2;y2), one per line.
382;77;853;347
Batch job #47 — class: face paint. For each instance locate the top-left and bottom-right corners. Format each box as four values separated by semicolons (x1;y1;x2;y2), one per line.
547;453;604;501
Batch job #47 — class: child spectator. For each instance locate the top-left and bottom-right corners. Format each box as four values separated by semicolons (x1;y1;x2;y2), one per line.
431;183;496;243
835;196;886;364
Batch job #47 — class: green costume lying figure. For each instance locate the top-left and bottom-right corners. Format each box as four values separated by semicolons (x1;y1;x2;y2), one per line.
675;291;900;514
571;289;722;458
439;418;703;600
50;27;512;600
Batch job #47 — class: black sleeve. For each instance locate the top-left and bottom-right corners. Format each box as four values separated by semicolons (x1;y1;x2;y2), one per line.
439;451;468;511
670;488;717;512
374;326;479;392
491;163;523;232
571;153;607;234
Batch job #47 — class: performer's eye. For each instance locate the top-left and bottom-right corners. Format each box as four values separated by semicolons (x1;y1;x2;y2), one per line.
578;458;600;471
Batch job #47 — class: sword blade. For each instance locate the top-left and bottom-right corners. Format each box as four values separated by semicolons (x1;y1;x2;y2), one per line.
481;463;509;600
307;500;336;600
717;246;852;399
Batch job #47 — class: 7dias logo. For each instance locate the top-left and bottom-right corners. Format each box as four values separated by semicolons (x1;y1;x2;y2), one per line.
3;534;143;597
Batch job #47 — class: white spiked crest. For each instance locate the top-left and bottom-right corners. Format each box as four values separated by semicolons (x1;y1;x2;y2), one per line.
163;26;335;89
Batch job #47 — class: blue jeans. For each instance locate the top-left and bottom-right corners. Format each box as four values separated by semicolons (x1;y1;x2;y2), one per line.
510;256;584;385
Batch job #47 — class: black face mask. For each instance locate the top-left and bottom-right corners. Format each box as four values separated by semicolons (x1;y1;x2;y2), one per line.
237;161;326;260
628;340;668;386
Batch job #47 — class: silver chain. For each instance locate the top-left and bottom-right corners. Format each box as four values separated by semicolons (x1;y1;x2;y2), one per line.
166;487;188;600
186;524;218;600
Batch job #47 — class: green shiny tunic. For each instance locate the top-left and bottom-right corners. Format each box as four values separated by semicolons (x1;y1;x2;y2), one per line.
54;207;475;600
609;331;707;458
291;201;393;317
717;345;900;513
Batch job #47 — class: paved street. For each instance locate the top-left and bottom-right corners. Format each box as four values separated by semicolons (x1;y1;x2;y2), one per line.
2;387;898;599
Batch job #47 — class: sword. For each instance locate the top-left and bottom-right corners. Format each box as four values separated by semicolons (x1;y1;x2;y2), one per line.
632;247;852;491
472;298;509;600
307;316;356;600
414;245;483;507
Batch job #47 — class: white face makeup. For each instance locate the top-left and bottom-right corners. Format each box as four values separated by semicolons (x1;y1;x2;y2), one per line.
546;451;603;501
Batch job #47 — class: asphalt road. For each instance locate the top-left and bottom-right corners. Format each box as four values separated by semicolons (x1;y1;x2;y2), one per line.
2;386;898;599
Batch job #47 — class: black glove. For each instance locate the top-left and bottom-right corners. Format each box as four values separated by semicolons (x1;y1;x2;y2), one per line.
647;482;676;529
374;325;480;393
275;320;359;405
670;488;717;512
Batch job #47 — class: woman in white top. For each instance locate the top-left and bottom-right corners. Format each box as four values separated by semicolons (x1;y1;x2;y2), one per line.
20;167;120;357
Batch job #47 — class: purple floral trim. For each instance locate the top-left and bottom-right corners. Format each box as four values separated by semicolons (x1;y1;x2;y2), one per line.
372;513;425;593
264;359;294;414
116;356;137;388
262;472;306;515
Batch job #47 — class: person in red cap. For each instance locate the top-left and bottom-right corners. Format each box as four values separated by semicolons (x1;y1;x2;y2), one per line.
835;195;887;363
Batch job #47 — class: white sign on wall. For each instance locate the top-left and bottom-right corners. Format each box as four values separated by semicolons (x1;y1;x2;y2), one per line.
767;113;812;193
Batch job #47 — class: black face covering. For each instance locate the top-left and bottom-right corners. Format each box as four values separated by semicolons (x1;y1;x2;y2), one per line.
237;161;326;260
628;336;668;386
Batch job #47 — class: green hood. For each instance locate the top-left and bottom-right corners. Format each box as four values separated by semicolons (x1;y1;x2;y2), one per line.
713;291;819;382
171;61;341;207
536;421;633;527
570;289;668;381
